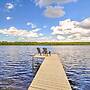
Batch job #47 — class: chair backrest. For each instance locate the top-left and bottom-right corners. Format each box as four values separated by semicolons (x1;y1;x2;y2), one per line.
37;48;41;54
43;48;48;54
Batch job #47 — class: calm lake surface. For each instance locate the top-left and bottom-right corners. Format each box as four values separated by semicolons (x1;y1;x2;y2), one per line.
0;46;90;90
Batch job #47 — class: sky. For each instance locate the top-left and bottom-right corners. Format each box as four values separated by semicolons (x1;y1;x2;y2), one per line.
0;0;90;42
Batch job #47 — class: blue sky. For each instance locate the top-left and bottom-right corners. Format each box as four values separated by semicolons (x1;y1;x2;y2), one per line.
0;0;90;42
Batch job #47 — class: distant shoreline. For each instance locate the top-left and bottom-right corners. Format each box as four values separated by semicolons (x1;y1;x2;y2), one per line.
0;42;90;45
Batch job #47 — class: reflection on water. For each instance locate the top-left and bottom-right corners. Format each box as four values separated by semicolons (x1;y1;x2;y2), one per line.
0;46;90;90
53;46;90;90
0;46;43;90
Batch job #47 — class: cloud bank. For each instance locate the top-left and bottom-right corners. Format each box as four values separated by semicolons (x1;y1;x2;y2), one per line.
1;17;90;42
0;27;43;38
51;18;90;41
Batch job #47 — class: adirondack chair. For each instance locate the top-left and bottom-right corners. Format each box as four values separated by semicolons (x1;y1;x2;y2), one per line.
37;47;41;55
42;48;48;55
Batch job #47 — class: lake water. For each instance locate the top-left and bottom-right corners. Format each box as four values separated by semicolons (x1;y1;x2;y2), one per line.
0;46;90;90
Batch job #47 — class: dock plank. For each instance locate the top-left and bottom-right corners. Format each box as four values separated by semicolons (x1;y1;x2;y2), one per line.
28;54;72;90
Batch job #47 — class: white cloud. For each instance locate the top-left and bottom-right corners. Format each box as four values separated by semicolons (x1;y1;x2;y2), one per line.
51;18;90;41
35;0;77;18
18;36;57;42
35;0;52;7
32;28;41;32
30;36;58;42
26;22;36;28
6;16;12;20
0;27;43;38
26;22;31;26
57;35;65;40
5;3;14;10
56;0;77;4
79;17;90;29
43;25;47;28
44;6;65;18
0;26;59;41
35;0;76;7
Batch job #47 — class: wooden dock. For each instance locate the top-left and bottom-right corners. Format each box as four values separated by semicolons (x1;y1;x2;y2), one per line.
28;54;72;90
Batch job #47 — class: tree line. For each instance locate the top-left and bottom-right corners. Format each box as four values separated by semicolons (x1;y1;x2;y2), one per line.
0;41;90;45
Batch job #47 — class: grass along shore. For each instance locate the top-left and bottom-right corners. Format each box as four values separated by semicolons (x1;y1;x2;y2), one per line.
0;41;90;45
